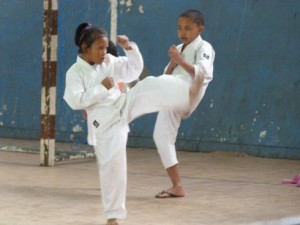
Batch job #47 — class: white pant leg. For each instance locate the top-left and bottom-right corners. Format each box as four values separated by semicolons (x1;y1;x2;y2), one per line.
94;121;128;219
92;75;189;219
153;110;182;168
122;75;189;123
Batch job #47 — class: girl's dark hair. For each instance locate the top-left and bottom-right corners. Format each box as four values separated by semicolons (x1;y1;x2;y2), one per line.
107;40;119;57
179;9;204;26
75;22;107;53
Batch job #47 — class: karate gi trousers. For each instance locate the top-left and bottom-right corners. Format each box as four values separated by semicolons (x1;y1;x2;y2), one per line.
153;77;205;169
93;75;190;219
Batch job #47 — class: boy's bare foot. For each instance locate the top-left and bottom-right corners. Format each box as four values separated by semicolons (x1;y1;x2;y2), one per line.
166;186;185;197
155;186;185;198
107;218;119;225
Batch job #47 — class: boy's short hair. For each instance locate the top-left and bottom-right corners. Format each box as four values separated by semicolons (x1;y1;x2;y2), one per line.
179;9;204;26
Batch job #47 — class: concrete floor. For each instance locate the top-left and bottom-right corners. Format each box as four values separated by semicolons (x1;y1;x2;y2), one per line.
0;140;300;225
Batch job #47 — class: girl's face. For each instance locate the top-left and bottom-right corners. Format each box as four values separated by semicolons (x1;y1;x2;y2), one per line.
82;37;109;64
177;17;204;45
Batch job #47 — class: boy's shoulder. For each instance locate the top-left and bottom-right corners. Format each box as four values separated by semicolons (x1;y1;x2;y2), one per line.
202;39;213;46
201;40;213;50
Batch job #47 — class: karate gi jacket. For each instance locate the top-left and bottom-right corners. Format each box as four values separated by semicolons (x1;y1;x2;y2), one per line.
165;35;215;116
63;42;143;145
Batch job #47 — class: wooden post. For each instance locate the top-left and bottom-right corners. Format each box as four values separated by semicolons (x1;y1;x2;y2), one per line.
40;0;58;166
110;0;118;44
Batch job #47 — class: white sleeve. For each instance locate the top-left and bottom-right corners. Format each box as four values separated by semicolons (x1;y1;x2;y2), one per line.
194;42;215;85
63;68;109;110
163;45;182;74
112;42;144;83
163;63;169;74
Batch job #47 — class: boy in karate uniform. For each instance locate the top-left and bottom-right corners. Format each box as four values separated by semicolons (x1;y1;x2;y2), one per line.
154;9;215;198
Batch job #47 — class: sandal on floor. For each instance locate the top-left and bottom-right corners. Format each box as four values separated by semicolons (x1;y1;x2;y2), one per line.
282;173;300;184
155;190;184;198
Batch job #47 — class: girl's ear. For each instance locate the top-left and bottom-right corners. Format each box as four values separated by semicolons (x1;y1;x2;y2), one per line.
81;43;88;53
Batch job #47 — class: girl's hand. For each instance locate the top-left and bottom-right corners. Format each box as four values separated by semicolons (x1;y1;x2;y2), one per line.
117;35;132;50
101;76;115;90
169;45;183;65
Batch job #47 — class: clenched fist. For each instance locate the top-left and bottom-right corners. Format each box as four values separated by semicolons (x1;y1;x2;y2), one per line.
117;35;132;50
102;76;115;90
168;45;183;65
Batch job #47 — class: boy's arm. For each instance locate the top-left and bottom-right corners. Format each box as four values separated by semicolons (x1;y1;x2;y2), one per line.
169;43;215;81
194;42;215;83
168;45;195;77
165;60;177;74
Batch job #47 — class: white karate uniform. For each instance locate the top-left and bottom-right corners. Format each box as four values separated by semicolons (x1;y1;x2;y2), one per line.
63;42;190;219
153;35;215;168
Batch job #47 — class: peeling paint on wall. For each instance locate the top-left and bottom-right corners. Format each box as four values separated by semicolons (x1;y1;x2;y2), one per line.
259;130;267;140
72;124;83;132
2;105;7;111
120;0;132;13
210;99;214;108
120;0;132;7
139;4;144;14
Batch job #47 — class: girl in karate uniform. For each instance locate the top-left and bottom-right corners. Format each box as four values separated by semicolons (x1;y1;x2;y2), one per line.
63;23;201;225
154;9;215;199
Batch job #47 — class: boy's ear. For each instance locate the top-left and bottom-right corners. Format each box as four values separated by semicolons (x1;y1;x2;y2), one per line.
199;25;205;33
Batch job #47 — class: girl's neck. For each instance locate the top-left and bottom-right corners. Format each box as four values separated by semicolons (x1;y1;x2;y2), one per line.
80;54;95;65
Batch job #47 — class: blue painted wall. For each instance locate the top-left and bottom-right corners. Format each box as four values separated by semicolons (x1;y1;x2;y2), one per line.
0;0;299;159
0;0;43;138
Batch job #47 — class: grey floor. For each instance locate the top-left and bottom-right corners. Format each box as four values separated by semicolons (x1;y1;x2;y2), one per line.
0;139;300;225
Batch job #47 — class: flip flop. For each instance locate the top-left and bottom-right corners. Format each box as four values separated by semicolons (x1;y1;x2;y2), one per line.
106;221;119;225
155;190;183;199
106;222;118;225
106;218;118;225
282;173;300;184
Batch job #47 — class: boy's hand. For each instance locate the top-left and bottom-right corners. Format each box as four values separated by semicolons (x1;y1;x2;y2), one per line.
117;35;132;50
168;45;195;77
169;45;183;64
169;59;177;68
101;76;115;90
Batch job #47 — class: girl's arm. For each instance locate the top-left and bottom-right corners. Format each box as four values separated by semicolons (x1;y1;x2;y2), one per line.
63;68;109;110
112;35;144;83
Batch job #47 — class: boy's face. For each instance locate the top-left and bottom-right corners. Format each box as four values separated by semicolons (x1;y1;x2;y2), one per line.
82;37;109;64
177;17;204;45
